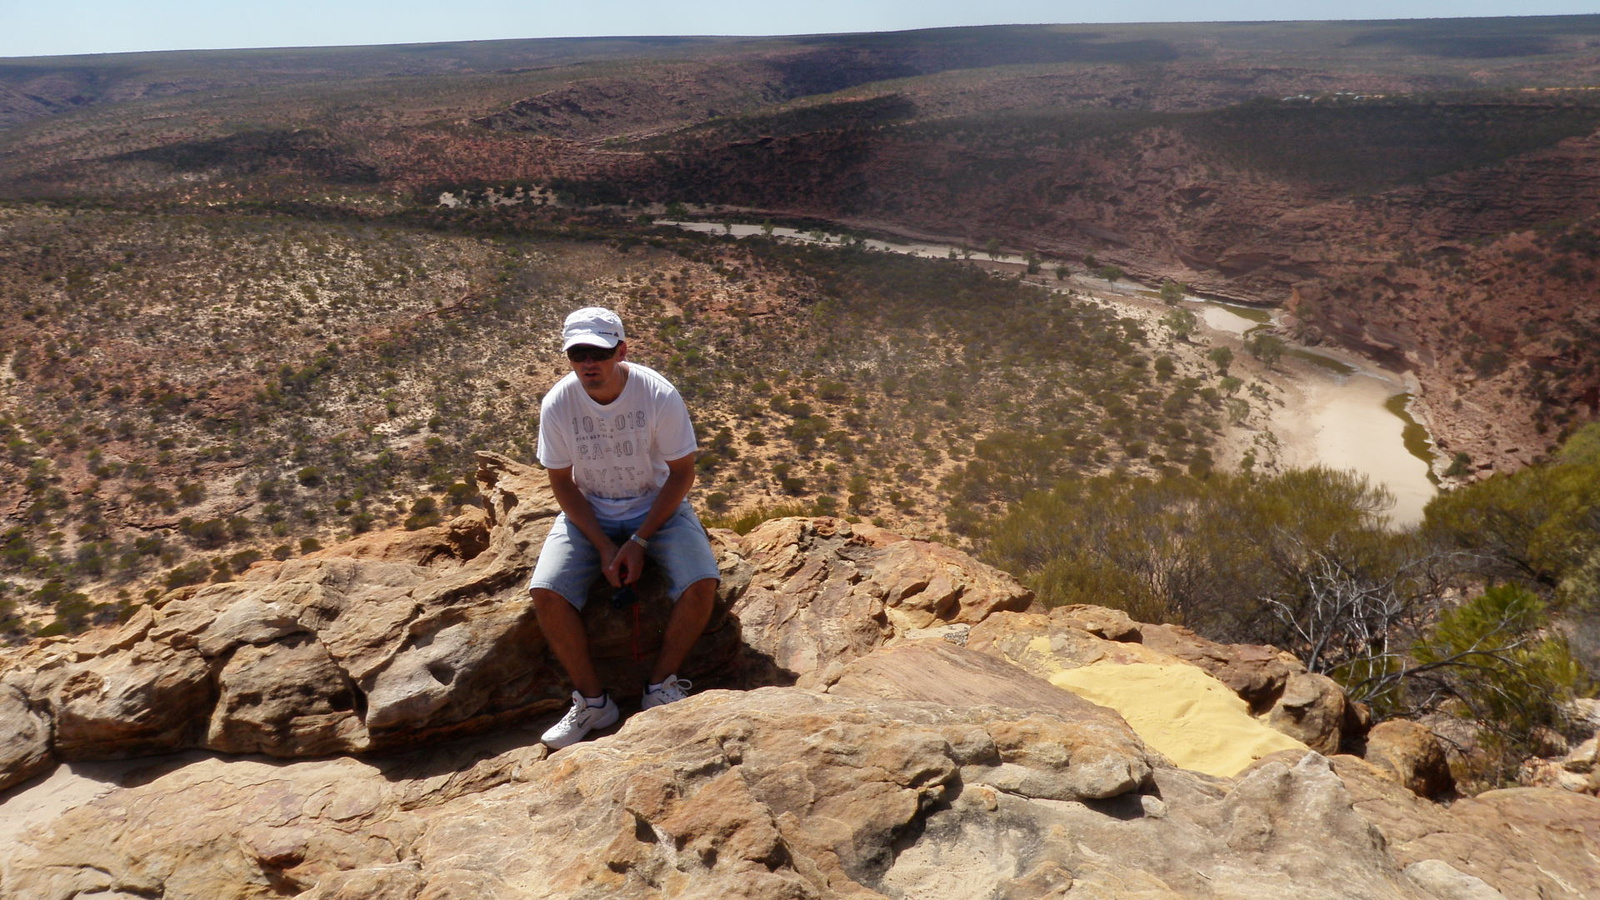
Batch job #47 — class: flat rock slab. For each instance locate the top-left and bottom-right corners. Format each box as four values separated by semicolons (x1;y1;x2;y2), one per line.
8;684;1597;899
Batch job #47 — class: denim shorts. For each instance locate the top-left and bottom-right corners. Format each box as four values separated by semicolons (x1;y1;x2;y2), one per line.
528;501;721;609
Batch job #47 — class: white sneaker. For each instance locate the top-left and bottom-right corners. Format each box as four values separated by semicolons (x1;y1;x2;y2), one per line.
541;690;619;749
642;675;692;710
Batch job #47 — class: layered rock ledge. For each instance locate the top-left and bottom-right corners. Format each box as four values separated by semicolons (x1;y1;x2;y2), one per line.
1;452;1597;899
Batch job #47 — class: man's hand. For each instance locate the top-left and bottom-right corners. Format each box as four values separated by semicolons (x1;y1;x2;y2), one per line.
603;538;645;587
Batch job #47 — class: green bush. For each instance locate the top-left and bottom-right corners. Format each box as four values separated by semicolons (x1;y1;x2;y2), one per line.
1414;584;1586;786
164;561;212;590
1422;424;1600;601
982;467;1399;640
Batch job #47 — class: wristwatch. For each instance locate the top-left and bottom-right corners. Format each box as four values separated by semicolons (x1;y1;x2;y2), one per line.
628;533;649;549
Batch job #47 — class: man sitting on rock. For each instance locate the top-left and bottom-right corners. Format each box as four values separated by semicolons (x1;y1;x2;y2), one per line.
528;306;721;749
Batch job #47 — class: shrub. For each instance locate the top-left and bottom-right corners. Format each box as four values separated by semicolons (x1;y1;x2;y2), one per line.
1245;333;1285;366
983;467;1399;639
1413;584;1585;786
179;517;231;549
703;501;817;535
1422;426;1600;596
1207;346;1234;372
165;561;212;589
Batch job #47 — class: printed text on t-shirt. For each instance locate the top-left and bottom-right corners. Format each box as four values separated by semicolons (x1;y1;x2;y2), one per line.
572;410;650;498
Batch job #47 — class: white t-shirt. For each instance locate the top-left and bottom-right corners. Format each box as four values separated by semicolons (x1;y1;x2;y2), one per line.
536;363;698;520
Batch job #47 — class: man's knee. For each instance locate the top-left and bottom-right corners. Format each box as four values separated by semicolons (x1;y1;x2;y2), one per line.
531;587;578;617
679;578;718;605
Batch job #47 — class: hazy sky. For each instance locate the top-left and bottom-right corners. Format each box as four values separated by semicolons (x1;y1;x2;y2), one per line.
3;0;1595;59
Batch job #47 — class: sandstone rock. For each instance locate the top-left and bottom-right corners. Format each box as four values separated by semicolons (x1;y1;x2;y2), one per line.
206;636;370;756
1261;671;1350;755
1200;753;1399;894
1560;735;1600;793
0;453;570;779
7;684;1600;900
0;682;52;792
50;641;213;758
1519;701;1600;795
1140;621;1304;713
1331;753;1600;899
5;689;1157;899
1055;602;1143;641
968;608;1174;670
0;457;1038;790
967;607;1348;771
309;505;492;569
6;455;1598;899
727;516;1035;688
822;641;1153;800
1404;860;1508;900
1364;719;1455;799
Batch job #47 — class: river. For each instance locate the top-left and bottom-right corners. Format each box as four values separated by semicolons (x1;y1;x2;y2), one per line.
1187;300;1436;529
660;220;1439;529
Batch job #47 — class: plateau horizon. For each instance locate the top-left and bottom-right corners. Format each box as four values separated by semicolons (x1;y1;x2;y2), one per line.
2;1;1593;59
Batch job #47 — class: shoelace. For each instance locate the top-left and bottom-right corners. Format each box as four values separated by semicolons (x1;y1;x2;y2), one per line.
561;696;605;725
655;677;692;700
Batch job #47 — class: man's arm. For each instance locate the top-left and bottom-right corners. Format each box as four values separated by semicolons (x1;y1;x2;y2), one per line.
546;465;625;583
604;451;696;587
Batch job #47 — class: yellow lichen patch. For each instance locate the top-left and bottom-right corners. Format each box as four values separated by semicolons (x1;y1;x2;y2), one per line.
1048;663;1306;778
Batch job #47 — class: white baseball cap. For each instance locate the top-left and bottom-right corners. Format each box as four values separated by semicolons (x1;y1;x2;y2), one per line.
562;307;625;351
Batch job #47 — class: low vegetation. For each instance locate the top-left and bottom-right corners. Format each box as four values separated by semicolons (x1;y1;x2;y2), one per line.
0;199;1243;640
980;423;1600;788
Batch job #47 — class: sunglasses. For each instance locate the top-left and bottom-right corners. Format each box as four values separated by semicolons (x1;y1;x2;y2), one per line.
567;345;618;363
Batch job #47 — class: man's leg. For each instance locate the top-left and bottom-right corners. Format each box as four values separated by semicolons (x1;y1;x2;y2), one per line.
649;576;717;684
531;588;604;699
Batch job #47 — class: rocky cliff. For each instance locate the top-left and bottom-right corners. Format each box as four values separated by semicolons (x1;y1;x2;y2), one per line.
2;453;1597;899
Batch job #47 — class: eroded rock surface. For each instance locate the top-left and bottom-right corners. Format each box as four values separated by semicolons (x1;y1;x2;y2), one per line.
3;456;1600;898
967;604;1357;773
0;455;1040;790
724;516;1035;688
7;687;1599;900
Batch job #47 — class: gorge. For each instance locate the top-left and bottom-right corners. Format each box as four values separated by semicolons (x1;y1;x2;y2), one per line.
1;17;1599;899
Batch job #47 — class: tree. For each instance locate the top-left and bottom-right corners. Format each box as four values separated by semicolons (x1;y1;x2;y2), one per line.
985;238;1002;261
1413;584;1584;784
982;467;1400;640
1207;346;1234;373
1421;424;1600;606
1262;538;1446;701
1159;280;1187;304
1098;265;1124;283
1161;308;1198;342
1245;333;1285;366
